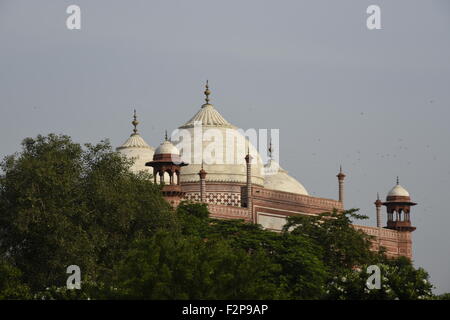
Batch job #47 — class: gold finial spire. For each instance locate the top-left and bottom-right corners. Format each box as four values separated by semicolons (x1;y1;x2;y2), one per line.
165;130;168;141
132;109;139;135
204;80;211;104
396;176;399;185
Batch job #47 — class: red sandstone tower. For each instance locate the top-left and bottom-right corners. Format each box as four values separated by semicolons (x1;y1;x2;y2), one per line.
383;177;416;232
146;133;188;207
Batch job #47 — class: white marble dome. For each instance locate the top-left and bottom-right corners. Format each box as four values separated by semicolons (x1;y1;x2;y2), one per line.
116;111;154;174
263;160;309;195
155;139;180;155
174;102;265;186
387;183;410;198
117;133;154;174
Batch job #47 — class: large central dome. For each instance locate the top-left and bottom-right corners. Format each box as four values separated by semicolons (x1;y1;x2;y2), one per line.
174;84;265;186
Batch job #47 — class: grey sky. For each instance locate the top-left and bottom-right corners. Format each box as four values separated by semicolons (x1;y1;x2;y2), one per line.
1;0;449;294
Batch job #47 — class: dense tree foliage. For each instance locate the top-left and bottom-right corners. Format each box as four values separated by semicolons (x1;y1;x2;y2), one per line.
0;134;175;293
0;134;439;299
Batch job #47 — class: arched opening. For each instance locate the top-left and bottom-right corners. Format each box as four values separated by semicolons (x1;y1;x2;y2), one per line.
163;171;170;184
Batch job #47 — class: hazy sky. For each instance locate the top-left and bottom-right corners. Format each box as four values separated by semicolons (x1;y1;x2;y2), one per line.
1;0;449;294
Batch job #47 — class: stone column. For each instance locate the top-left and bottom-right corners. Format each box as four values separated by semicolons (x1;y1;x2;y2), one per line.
169;171;174;185
176;171;180;185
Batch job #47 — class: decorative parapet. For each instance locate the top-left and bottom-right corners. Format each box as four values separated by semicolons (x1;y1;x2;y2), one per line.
208;203;252;221
252;187;343;211
354;225;396;239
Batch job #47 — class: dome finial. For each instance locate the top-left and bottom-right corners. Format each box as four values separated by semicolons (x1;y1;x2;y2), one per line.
377;192;380;200
165;130;168;141
132;109;139;135
204;80;211;104
396;176;399;185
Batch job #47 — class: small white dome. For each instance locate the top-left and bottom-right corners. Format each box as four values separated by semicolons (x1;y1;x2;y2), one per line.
263;160;309;195
155;140;180;155
117;134;154;173
387;184;410;198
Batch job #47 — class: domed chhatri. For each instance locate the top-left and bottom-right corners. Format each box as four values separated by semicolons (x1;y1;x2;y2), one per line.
145;134;188;207
383;177;416;232
116;110;154;173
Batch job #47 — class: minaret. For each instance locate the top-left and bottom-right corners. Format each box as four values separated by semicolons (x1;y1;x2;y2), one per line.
245;148;253;217
374;192;383;228
198;162;207;203
336;165;346;205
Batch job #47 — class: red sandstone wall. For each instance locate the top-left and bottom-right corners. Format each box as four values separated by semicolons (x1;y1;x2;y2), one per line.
353;225;412;259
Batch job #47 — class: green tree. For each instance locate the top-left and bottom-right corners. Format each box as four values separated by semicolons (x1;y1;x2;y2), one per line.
284;209;377;277
113;231;282;299
282;208;433;300
0;134;176;293
175;202;329;299
435;293;450;300
0;258;31;299
325;257;433;300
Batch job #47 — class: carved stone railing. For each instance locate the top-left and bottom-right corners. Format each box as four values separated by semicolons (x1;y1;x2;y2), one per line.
252;187;343;210
208;204;251;221
353;225;400;240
